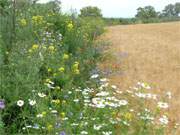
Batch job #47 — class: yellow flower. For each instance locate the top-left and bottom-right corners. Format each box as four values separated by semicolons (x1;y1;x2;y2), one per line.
58;67;65;73
20;19;27;26
53;73;57;77
48;45;55;52
42;111;47;116
48;68;52;72
72;61;80;74
61;112;66;118
112;111;117;117
52;99;60;104
124;112;132;121
63;53;69;60
32;15;44;25
32;44;38;50
45;78;51;83
47;124;53;131
56;86;61;90
28;49;32;53
62;100;66;104
67;21;73;30
47;12;55;17
73;69;80;75
73;61;79;69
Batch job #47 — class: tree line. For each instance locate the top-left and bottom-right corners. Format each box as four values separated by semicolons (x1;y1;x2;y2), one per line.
136;3;180;23
79;2;180;24
0;0;179;25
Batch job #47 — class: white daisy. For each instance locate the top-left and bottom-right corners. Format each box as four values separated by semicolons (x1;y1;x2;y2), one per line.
91;98;106;108
119;100;128;106
36;114;43;118
17;100;24;107
90;74;99;79
159;115;168;125
29;99;36;106
102;131;112;135
100;78;108;82
157;102;169;109
73;99;79;102
80;131;88;135
93;124;102;130
38;92;46;98
96;91;109;96
111;85;117;89
166;91;172;99
51;110;58;114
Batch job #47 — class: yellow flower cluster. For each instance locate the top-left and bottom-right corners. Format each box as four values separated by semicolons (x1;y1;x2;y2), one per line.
28;44;39;53
42;111;47;116
48;68;52;72
63;53;69;60
32;15;44;25
53;73;57;77
61;112;66;118
20;19;27;26
48;45;56;52
47;12;56;17
67;21;73;31
58;67;65;73
47;124;53;131
124;112;133;121
72;61;80;75
51;99;60;104
32;44;38;50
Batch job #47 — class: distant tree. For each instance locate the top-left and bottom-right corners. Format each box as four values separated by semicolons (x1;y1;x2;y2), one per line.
175;2;180;16
45;0;61;13
136;6;158;21
79;6;102;17
162;4;176;17
15;0;32;9
29;0;61;15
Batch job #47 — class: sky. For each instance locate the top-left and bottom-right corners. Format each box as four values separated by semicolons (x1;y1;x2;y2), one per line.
38;0;180;18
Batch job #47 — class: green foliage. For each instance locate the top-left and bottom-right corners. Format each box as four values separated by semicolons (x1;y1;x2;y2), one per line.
103;18;137;26
135;6;158;23
80;6;102;17
162;4;177;17
161;2;180;17
175;3;180;16
78;17;105;39
0;1;105;134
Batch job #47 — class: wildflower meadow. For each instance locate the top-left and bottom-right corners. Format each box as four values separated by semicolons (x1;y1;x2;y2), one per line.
0;0;179;135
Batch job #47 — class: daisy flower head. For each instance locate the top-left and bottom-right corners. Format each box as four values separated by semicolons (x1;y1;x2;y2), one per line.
17;100;24;107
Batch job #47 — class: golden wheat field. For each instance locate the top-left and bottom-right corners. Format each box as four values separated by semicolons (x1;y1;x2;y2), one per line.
99;22;180;122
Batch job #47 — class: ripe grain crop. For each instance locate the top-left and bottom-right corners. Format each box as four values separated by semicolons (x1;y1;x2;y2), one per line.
99;22;180;125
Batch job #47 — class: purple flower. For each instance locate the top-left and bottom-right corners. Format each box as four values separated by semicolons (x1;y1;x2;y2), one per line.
59;131;66;135
0;100;5;109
